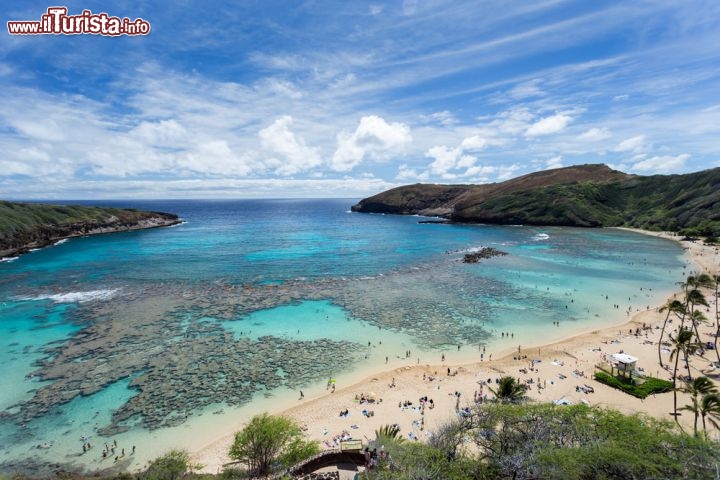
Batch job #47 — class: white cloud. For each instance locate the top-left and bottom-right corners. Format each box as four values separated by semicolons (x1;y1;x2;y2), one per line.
181;140;254;177
545;156;564;169
11;118;66;142
614;135;647;153
464;165;497;177
0;159;37;176
460;135;488;150
0;176;400;200
577;127;611;141
130;120;187;146
259;78;304;99
509;79;545;99
524;113;572;136
369;4;384;15
496;163;522;180
420;110;457;126
631;153;689;173
494;107;535;135
331;115;412;171
259;116;322;176
396;164;428;181
456;154;476;169
425;145;462;175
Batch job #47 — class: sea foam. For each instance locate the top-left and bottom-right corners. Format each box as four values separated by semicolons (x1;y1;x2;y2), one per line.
17;288;120;304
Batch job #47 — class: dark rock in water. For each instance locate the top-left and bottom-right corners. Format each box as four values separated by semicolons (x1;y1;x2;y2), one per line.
462;247;507;263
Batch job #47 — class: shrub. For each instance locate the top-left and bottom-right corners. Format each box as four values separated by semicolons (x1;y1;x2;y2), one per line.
228;413;318;476
139;449;190;480
594;371;673;398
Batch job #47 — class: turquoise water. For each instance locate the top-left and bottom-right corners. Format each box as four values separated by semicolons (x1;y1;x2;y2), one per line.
0;199;688;474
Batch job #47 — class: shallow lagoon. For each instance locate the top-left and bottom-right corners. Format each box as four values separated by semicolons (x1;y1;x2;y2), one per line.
0;199;687;474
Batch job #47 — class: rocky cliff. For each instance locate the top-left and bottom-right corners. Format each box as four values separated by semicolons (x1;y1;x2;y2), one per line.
0;201;181;259
352;164;720;233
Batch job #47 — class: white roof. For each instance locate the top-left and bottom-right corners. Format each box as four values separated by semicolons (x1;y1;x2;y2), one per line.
610;353;638;364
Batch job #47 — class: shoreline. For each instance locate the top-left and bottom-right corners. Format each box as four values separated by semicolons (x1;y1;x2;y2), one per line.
0;215;182;261
193;228;720;473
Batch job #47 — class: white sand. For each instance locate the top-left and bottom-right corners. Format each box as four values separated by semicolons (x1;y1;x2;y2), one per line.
193;230;720;473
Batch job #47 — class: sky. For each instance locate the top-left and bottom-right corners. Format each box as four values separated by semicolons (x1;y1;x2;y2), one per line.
2;1;720;199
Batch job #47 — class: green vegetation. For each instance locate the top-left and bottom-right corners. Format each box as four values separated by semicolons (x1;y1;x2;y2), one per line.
227;413;319;477
0;200;178;256
369;403;720;479
452;169;720;231
5;405;718;479
138;449;192;480
487;375;528;402
352;164;720;233
594;371;672;398
375;424;405;445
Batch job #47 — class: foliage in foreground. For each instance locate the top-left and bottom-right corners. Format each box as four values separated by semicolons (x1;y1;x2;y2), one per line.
594;371;673;398
137;449;191;480
6;404;719;480
228;413;319;477
366;403;720;480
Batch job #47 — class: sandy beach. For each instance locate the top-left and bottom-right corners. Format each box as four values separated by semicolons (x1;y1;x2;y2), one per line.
193;229;720;474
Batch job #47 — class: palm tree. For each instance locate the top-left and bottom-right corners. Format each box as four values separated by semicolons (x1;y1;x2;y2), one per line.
658;299;686;368
375;423;404;443
691;309;709;352
686;289;709;343
489;376;528;403
699;393;720;438
712;274;720;365
669;327;696;420
684;274;713;293
680;376;718;436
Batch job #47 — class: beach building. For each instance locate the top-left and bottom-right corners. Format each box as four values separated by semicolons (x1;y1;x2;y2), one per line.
609;353;639;378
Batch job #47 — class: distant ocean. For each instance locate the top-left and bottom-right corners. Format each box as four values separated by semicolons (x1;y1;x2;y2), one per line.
0;199;688;474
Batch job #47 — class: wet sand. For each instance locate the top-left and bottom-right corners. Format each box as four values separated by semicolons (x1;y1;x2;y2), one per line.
193;229;720;474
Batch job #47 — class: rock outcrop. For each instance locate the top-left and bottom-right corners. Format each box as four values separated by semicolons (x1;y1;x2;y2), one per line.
0;201;181;259
352;164;720;232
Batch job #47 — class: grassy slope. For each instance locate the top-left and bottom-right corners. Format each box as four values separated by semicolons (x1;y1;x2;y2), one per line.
350;184;472;214
0;201;179;255
453;169;720;231
353;164;720;233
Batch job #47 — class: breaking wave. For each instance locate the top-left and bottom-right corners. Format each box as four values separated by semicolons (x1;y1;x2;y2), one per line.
16;288;120;304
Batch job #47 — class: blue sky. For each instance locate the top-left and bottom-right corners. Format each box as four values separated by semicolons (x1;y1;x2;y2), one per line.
2;1;720;199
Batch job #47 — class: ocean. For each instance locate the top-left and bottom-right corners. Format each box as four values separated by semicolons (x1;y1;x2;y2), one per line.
0;199;688;474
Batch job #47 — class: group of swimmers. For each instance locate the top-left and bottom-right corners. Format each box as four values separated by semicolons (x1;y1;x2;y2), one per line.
98;439;135;463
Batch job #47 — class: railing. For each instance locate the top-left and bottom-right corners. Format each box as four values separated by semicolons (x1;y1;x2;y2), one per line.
224;449;366;479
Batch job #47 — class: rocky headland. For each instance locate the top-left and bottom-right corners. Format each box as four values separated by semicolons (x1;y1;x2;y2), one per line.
351;164;720;234
0;201;181;260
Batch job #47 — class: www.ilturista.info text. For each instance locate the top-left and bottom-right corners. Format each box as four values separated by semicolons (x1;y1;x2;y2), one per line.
7;7;150;36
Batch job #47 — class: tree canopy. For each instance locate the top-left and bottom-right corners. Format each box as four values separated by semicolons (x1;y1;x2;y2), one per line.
228;413;318;476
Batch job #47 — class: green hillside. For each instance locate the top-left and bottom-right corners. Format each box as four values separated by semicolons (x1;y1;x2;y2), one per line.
0;201;180;258
352;165;720;235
